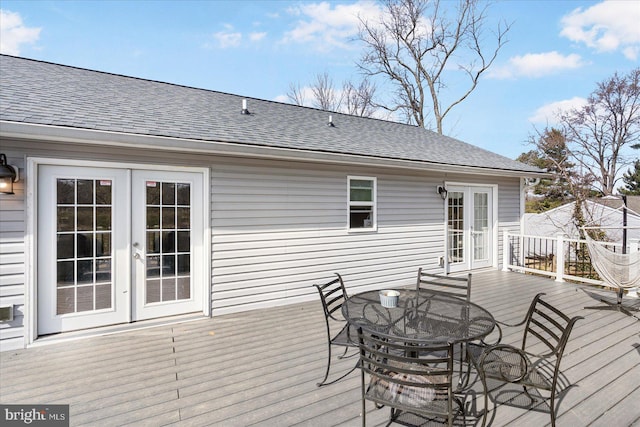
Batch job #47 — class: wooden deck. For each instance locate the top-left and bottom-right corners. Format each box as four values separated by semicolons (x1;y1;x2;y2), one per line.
1;270;639;426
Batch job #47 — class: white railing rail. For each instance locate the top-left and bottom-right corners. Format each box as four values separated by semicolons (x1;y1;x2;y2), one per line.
503;232;640;286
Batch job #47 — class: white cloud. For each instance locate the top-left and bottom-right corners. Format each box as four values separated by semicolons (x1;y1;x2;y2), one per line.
560;0;640;60
249;32;267;42
283;1;381;51
273;94;289;103
0;9;41;55
489;51;586;79
213;30;242;48
528;97;588;124
207;24;267;49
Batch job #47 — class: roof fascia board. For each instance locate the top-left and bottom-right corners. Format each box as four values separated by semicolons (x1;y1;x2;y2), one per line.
0;121;549;179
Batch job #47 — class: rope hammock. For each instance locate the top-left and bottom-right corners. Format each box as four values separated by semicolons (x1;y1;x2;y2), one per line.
583;231;640;289
582;225;640;316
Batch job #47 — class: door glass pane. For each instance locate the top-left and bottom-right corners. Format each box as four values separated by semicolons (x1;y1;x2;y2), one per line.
146;181;191;304
177;207;190;228
162;182;175;205
146;181;160;204
147;207;160;229
473;192;489;261
77;180;94;204
77;233;94;258
95;284;112;310
147;279;161;303
57;234;75;259
162;207;175;229
77;207;94;231
55;178;113;315
57;179;75;204
57;207;75;232
96;180;112;204
96;207;112;230
176;184;190;205
96;233;111;256
447;191;464;264
147;231;160;254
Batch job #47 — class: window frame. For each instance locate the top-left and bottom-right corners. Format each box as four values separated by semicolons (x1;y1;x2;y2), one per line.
347;175;377;232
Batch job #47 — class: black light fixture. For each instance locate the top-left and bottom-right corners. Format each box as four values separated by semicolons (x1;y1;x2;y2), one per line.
0;154;18;195
437;185;448;200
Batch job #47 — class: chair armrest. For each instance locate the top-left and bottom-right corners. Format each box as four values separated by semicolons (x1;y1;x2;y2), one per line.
495;318;527;328
478;344;530;383
480;316;526;345
480;322;502;346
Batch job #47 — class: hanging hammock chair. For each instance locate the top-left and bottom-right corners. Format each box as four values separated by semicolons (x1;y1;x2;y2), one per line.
582;225;640;317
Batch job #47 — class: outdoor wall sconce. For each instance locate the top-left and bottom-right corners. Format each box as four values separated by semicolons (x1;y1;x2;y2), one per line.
437;185;448;200
0;154;19;195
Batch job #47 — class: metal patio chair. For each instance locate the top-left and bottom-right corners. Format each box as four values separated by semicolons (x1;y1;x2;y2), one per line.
467;293;583;427
416;269;472;301
357;327;464;426
416;269;473;383
313;273;358;386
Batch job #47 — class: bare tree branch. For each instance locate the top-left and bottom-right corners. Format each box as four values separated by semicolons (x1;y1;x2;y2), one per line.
559;68;640;195
357;0;510;133
286;82;306;106
310;72;342;112
343;78;378;117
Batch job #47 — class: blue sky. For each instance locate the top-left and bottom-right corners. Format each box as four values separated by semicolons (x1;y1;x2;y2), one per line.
1;0;639;162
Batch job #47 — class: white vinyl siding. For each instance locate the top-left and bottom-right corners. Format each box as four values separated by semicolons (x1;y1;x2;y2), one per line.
496;178;522;269
0;151;26;350
0;138;524;349
210;165;444;314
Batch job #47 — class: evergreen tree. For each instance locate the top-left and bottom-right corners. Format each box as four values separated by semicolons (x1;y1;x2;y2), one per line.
620;160;640;195
517;128;576;212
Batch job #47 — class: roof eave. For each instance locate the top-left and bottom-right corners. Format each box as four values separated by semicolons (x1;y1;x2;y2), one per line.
0;121;548;178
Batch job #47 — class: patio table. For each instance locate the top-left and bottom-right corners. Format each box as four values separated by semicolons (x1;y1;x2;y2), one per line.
341;288;495;344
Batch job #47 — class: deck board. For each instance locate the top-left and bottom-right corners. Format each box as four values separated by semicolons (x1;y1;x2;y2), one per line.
2;270;639;426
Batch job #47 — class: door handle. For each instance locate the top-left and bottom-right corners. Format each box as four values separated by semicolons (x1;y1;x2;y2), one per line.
133;242;144;260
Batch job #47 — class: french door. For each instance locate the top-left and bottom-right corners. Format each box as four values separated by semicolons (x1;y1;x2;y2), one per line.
37;165;205;335
131;170;204;320
446;185;494;272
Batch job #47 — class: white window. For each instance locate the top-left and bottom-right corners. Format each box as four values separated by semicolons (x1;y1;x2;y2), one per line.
348;176;376;230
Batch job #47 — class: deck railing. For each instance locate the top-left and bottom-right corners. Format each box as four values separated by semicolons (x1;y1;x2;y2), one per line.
502;232;640;285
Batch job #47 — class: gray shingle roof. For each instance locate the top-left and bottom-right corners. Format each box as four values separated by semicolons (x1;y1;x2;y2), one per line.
0;54;542;174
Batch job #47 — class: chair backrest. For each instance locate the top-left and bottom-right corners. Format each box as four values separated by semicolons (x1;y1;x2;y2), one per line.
313;273;348;321
416;268;472;301
521;293;583;358
357;327;455;421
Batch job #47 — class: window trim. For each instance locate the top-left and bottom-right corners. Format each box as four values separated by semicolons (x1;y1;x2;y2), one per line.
347;175;377;232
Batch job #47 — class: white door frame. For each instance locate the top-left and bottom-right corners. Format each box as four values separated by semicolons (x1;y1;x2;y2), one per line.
26;157;211;345
444;182;498;273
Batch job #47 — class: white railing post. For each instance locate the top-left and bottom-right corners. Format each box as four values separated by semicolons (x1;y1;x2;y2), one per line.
555;233;565;282
519;233;525;270
502;231;510;271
